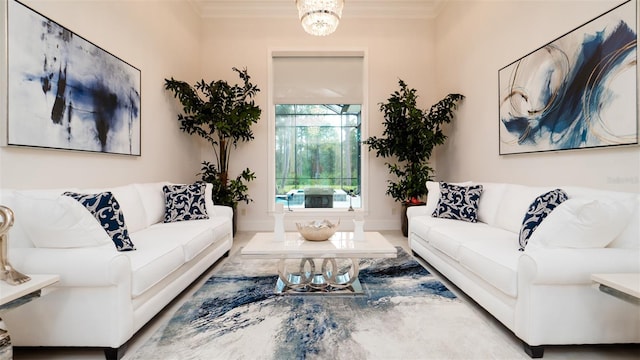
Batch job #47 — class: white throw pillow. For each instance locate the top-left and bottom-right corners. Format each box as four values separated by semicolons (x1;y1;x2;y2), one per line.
493;185;556;234
474;182;507;226
13;193;112;248
526;198;633;250
135;181;172;226
204;183;215;216
109;185;147;233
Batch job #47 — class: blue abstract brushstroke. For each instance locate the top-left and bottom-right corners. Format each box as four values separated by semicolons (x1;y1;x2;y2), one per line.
50;64;67;124
502;20;636;149
162;275;278;342
277;299;344;359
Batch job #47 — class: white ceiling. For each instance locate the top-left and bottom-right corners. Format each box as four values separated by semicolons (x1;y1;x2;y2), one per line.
188;0;447;19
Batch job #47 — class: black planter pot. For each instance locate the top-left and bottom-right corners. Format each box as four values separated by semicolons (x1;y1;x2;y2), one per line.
232;207;238;235
401;201;426;237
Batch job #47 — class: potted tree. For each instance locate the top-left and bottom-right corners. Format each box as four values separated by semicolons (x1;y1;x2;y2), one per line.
164;67;261;230
363;79;464;236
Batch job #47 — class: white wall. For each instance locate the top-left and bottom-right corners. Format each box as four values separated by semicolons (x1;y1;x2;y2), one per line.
4;0;635;232
434;0;640;193
0;0;203;189
199;16;437;231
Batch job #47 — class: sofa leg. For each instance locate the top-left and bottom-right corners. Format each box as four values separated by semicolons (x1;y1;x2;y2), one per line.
223;250;230;258
104;345;127;360
523;343;544;358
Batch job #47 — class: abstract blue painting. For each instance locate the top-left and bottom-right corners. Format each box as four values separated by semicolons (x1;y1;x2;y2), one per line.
499;0;637;155
7;0;141;156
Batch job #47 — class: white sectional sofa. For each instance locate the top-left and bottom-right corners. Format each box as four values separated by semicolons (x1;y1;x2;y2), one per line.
408;181;639;358
0;182;233;360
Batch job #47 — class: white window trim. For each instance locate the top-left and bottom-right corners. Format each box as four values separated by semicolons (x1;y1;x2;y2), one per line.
267;49;370;218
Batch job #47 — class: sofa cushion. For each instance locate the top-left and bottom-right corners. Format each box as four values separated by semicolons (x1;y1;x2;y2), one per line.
408;216;434;242
458;237;522;298
12;193;112;248
428;221;476;261
428;220;516;262
432;182;483;223
124;234;186;297
64;191;136;251
494;184;556;234
527;198;633;250
518;189;568;251
163;183;209;223
146;217;228;262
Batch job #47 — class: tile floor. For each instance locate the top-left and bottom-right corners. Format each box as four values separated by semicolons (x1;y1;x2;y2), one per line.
12;231;640;360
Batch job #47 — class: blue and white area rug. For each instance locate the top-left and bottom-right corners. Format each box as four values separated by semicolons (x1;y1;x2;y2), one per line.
129;247;526;360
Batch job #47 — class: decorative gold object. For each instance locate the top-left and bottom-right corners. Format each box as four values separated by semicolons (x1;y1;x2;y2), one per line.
296;219;339;241
0;206;30;285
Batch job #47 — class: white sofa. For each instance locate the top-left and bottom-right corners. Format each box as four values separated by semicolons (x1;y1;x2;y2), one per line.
0;182;233;360
408;181;640;358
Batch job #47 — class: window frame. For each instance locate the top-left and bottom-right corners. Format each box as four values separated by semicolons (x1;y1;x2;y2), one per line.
268;50;369;216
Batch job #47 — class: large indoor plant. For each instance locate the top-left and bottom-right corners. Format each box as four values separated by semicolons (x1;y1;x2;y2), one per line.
164;67;261;215
363;79;464;236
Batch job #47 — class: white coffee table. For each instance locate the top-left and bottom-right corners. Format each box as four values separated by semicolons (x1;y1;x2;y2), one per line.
242;231;397;294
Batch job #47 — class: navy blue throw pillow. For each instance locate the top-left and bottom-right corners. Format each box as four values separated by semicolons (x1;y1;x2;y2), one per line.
162;182;209;223
518;189;568;251
63;191;136;251
432;182;484;223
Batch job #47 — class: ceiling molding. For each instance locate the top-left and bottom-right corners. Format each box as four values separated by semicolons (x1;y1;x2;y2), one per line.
188;0;447;19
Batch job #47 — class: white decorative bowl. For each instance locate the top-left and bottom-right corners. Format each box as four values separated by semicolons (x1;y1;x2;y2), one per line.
296;219;339;241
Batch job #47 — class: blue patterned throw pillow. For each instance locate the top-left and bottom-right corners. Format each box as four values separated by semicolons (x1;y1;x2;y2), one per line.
63;191;136;251
518;189;568;251
163;182;209;223
432;182;484;223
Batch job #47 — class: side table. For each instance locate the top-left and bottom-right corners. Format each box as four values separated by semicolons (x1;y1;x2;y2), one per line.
0;274;59;360
591;273;640;305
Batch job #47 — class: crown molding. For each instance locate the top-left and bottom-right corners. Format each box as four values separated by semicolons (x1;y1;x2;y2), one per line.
187;0;447;19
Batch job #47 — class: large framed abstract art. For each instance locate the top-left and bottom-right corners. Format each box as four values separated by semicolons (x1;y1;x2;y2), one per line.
498;0;637;155
6;0;141;156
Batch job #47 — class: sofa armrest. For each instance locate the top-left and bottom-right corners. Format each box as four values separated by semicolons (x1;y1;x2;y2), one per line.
9;246;131;287
518;248;640;285
406;205;429;219
213;205;233;221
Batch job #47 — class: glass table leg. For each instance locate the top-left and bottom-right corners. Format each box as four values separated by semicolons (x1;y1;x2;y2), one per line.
276;258;362;294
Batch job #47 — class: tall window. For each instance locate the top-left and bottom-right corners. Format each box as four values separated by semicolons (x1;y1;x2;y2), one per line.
275;104;361;209
271;52;365;210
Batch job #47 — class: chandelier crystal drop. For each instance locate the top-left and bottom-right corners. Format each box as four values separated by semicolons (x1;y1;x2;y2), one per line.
296;0;344;36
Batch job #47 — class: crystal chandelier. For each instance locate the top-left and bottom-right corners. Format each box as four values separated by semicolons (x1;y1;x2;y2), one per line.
296;0;345;36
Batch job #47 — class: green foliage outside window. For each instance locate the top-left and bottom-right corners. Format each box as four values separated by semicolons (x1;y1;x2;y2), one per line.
275;105;361;197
